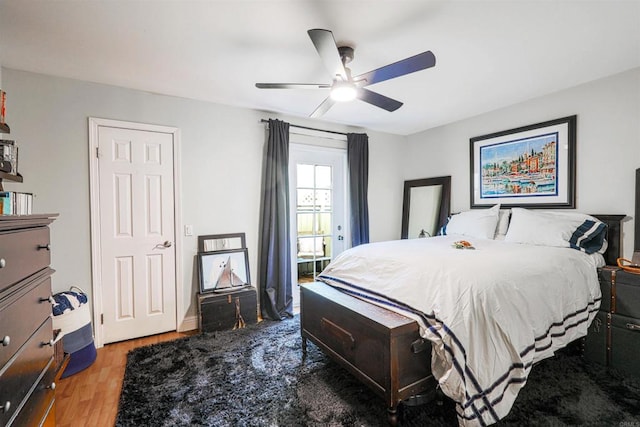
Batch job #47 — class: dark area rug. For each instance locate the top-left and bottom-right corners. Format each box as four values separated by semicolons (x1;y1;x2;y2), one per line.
116;317;640;426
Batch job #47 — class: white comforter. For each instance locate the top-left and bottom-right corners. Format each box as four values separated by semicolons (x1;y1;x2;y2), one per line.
318;235;602;426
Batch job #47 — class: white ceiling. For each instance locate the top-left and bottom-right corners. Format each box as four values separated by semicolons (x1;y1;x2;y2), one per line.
0;0;639;136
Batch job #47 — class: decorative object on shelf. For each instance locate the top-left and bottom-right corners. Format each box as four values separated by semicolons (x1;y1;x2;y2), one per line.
0;105;23;192
470;115;576;208
0;90;6;125
0;139;18;175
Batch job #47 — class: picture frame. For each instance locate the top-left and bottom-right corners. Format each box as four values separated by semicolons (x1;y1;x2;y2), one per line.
198;248;251;293
470;115;576;209
197;232;246;252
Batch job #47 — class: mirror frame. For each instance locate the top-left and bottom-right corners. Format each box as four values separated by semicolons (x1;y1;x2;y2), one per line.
401;176;451;239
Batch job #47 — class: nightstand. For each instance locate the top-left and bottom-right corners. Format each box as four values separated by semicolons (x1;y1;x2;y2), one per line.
584;267;640;378
197;286;258;332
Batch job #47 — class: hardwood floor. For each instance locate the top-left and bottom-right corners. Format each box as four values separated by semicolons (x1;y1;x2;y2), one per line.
55;330;196;427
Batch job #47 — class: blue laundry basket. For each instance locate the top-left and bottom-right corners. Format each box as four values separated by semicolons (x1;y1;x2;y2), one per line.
51;287;97;378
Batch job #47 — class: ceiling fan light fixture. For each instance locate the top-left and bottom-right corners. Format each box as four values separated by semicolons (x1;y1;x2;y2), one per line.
330;82;357;102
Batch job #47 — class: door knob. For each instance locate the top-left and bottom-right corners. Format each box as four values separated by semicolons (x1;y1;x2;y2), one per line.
162;241;172;248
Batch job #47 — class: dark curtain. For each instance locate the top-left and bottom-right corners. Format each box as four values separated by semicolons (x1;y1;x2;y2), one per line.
347;133;370;246
258;119;293;320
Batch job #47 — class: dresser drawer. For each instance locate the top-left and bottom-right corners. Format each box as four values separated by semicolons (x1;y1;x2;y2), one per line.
10;357;55;427
0;317;54;426
0;275;52;368
0;227;51;292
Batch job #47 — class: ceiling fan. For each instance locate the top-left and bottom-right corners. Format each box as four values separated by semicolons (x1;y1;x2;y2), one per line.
255;29;436;118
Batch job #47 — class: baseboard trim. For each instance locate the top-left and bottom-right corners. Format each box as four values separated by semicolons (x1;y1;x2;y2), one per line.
179;315;198;332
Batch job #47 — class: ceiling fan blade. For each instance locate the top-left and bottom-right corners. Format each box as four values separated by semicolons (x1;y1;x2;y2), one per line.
354;51;436;87
309;96;336;118
357;88;403;112
307;29;347;80
255;83;330;89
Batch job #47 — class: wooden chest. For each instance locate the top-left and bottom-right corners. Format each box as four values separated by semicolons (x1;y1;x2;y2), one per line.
300;281;436;422
198;287;258;332
584;267;640;378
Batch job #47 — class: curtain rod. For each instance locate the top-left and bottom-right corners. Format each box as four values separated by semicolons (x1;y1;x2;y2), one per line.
260;119;349;137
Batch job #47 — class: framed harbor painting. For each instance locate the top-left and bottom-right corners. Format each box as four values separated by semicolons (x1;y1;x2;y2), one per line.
470;115;576;209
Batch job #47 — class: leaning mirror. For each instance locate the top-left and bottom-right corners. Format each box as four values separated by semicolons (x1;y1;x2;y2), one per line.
401;176;451;239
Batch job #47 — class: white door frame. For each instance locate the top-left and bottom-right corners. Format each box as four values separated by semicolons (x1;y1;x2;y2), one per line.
88;117;184;348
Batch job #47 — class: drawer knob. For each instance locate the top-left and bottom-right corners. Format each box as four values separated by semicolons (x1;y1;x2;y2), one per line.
37;244;51;251
0;401;10;413
46;382;56;390
1;336;9;346
0;258;5;268
41;339;54;347
627;323;640;331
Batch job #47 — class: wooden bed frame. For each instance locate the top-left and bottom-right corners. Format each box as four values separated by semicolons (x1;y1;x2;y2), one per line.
300;214;625;425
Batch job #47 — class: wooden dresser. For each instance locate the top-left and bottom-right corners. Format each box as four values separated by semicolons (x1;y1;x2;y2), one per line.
0;214;58;426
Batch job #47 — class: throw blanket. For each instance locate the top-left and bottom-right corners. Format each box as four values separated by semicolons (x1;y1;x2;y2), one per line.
319;236;602;426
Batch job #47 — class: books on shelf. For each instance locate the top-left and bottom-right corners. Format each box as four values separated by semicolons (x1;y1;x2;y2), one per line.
0;191;33;215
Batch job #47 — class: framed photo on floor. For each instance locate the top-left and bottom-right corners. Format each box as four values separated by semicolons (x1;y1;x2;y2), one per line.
198;248;251;293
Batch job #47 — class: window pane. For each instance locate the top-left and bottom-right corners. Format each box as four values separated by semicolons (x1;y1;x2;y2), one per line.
315;189;332;211
323;236;333;258
297;213;315;235
316;213;331;235
297;236;325;258
315;165;332;189
297;164;314;187
297;189;315;211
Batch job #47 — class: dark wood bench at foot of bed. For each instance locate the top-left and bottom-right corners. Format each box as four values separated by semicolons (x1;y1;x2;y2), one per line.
300;282;437;425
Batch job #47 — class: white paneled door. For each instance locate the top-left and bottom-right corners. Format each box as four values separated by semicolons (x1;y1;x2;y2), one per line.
96;125;177;344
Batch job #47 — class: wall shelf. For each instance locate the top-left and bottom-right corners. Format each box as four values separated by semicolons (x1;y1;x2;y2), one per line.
0;171;23;191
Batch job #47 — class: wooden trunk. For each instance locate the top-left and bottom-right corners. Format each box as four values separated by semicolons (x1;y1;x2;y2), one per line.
198;287;258;332
585;267;640;378
300;282;436;424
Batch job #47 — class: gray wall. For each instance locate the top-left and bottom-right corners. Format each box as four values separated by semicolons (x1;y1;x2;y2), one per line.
3;66;638;329
1;68;406;327
405;67;640;259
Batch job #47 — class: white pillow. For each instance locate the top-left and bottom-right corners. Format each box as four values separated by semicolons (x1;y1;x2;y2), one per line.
444;204;500;240
494;209;511;240
504;208;608;254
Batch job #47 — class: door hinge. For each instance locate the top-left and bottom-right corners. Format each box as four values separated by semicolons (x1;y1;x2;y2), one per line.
96;147;100;158
100;313;104;325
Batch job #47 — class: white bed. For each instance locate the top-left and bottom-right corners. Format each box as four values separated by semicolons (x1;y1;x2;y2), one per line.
316;207;609;426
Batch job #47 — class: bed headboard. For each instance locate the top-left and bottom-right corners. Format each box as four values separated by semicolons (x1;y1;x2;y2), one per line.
592;214;625;266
